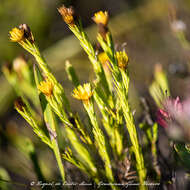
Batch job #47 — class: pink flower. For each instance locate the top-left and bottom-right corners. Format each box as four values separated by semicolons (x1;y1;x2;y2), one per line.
157;109;170;128
156;96;190;141
156;97;182;128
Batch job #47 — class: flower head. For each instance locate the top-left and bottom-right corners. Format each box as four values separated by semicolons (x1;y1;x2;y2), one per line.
156;109;170;128
98;52;110;74
156;96;190;141
116;51;129;70
157;97;182;128
92;11;109;26
72;83;93;102
38;78;54;97
58;5;75;26
9;27;24;42
98;52;109;65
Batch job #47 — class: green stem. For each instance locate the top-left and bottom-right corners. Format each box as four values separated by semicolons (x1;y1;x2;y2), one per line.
21;41;71;113
52;138;65;182
84;101;117;190
98;32;146;188
120;92;146;189
69;25;111;99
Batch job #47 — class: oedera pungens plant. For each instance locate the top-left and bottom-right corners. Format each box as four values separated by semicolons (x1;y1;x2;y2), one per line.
5;6;148;190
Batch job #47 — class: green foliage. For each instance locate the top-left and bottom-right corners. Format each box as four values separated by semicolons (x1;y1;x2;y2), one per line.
149;64;170;108
174;143;190;169
3;7;162;189
0;167;11;190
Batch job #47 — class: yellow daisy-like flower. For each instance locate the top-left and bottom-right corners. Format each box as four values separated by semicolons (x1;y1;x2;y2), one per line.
38;78;54;97
9;27;24;42
72;83;93;101
93;11;109;26
116;51;129;70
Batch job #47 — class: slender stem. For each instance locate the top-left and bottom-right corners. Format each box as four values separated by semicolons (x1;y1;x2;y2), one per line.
97;33;147;188
119;90;146;189
83;100;117;190
52;138;65;182
69;25;112;99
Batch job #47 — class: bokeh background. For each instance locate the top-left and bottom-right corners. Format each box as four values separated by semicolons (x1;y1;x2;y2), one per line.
1;0;190;189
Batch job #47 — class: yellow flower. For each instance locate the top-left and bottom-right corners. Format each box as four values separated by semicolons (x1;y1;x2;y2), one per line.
98;52;110;74
9;27;24;42
38;78;54;97
72;83;93;101
116;51;129;70
92;11;109;26
98;52;109;65
58;5;75;26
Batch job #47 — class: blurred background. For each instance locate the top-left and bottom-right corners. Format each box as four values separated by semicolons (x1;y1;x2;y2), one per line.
1;0;190;189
